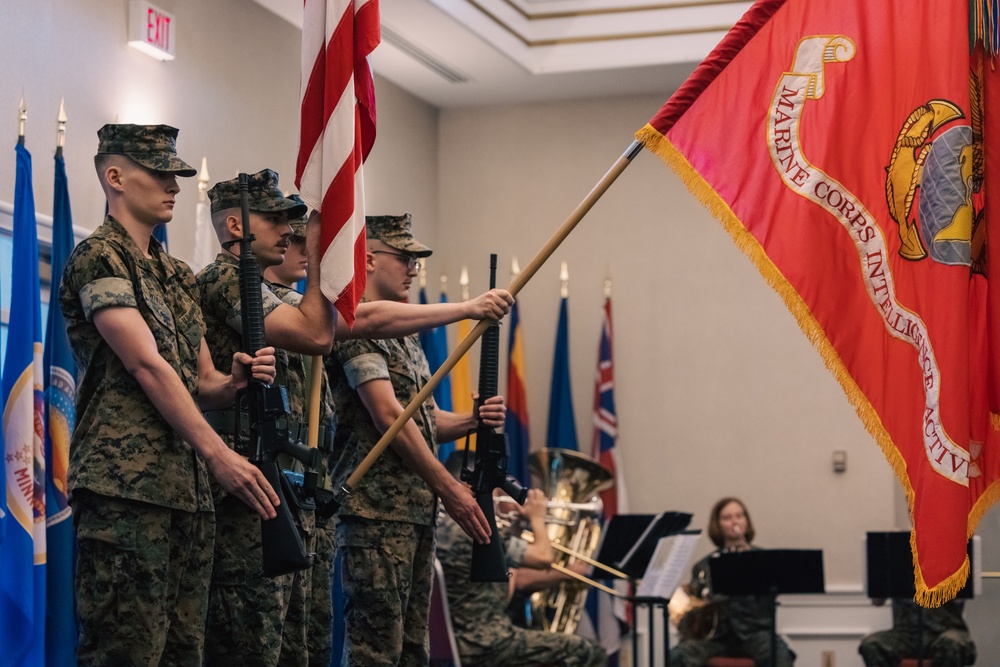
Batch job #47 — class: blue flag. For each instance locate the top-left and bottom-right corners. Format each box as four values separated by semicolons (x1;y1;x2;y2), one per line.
418;286;455;461
1;142;47;666
42;150;77;665
505;299;530;486
546;296;577;450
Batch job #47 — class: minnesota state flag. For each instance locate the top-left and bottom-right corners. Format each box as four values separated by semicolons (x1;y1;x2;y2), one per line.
2;141;47;665
637;0;1000;604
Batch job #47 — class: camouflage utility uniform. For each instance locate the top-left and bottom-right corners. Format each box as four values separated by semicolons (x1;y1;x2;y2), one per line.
670;550;796;667
435;512;607;667
61;215;215;665
269;282;339;667
197;250;315;667
858;599;975;667
327;332;438;666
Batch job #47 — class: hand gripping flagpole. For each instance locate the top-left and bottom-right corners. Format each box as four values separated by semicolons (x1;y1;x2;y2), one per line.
335;139;644;506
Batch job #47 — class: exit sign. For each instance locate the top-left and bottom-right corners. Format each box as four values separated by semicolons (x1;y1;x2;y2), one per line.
128;1;176;61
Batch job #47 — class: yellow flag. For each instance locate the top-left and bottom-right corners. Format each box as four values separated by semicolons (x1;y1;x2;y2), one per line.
451;317;476;451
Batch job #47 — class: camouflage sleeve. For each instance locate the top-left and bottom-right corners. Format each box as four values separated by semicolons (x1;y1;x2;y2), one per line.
223;272;284;332
68;240;138;321
333;338;393;389
278;289;302;307
267;282;303;307
342;353;390;389
504;534;528;568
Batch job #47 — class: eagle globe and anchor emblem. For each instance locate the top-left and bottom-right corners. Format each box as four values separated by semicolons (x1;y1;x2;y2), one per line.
769;35;986;483
882;66;987;479
884;68;987;274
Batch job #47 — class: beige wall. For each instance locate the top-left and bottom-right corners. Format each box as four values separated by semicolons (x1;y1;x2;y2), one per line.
0;0;302;262
5;0;988;599
364;76;440;252
0;0;437;266
433;99;898;586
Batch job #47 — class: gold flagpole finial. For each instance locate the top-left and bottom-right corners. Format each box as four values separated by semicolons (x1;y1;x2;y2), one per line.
510;256;521;281
56;98;67;151
460;266;470;301
18;96;26;145
440;273;448;296
560;261;569;298
198;157;210;203
419;262;427;289
604;273;612;298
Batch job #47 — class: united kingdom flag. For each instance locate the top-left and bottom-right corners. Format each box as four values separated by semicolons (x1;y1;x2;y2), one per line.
591;295;624;518
587;294;628;663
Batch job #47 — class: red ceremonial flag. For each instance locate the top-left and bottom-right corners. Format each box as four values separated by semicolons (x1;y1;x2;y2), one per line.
636;0;1000;605
296;0;379;326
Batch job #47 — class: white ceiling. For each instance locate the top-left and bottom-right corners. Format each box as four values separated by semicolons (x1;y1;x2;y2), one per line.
253;0;750;108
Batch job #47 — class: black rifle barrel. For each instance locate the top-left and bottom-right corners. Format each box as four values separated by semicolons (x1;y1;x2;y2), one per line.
235;173;312;577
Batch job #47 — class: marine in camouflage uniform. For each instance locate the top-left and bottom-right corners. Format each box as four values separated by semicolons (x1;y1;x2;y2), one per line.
670;550;795;667
435;510;607;667
60;124;274;665
265;210;340;666
197;171;330;667
327;213;504;666
328;329;439;666
858;599;976;667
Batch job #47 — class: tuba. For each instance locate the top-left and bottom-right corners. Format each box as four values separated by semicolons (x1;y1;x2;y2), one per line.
526;448;614;635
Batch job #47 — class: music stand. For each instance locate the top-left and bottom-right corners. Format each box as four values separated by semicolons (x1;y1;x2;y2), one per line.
865;532;975;666
709;549;825;667
595;512;693;666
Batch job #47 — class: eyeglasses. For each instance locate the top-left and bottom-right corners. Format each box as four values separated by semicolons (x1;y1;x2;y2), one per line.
371;250;421;272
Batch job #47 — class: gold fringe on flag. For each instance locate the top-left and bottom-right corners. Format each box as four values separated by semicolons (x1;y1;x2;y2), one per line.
635;122;981;605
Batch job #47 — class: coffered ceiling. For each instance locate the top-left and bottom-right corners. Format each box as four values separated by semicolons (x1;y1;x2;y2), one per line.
253;0;751;107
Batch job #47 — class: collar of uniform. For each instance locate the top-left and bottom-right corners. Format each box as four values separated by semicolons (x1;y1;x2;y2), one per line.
99;215;153;267
99;215;183;284
215;250;239;267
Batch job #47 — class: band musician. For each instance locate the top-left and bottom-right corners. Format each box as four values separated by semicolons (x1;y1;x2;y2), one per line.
435;453;607;667
670;497;795;667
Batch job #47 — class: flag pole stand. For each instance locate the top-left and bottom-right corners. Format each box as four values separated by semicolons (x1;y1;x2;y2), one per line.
338;140;644;498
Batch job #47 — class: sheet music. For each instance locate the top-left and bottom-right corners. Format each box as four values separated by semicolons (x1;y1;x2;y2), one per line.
636;531;701;599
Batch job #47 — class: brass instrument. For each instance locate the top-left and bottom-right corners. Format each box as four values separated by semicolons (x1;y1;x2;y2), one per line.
495;514;628;596
669;526;750;641
527;448;614;635
668;584;723;640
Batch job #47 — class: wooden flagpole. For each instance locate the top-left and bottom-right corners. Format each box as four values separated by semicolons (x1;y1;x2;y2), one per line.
338;140;644;498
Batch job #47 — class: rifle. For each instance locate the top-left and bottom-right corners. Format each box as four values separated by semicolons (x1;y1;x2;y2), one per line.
234;172;319;578
461;254;528;582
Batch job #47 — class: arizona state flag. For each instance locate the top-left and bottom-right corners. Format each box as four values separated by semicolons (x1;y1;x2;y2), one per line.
636;0;1000;604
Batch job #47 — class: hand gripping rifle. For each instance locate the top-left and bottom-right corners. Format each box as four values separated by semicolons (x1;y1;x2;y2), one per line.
234;173;319;577
461;254;528;582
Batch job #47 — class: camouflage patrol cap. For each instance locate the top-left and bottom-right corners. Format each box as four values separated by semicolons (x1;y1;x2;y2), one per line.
366;212;433;257
286;194;307;239
208;169;308;218
95;124;197;176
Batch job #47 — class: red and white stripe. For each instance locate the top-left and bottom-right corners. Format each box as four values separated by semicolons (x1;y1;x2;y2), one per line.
296;0;379;326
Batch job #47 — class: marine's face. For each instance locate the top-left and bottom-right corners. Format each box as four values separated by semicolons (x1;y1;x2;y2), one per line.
247;211;293;268
367;240;418;302
120;162;180;226
276;238;308;284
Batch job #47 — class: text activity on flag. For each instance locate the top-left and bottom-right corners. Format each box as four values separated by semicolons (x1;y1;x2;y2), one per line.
767;35;974;486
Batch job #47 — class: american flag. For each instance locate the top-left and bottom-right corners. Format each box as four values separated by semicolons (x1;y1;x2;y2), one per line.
296;0;379;326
